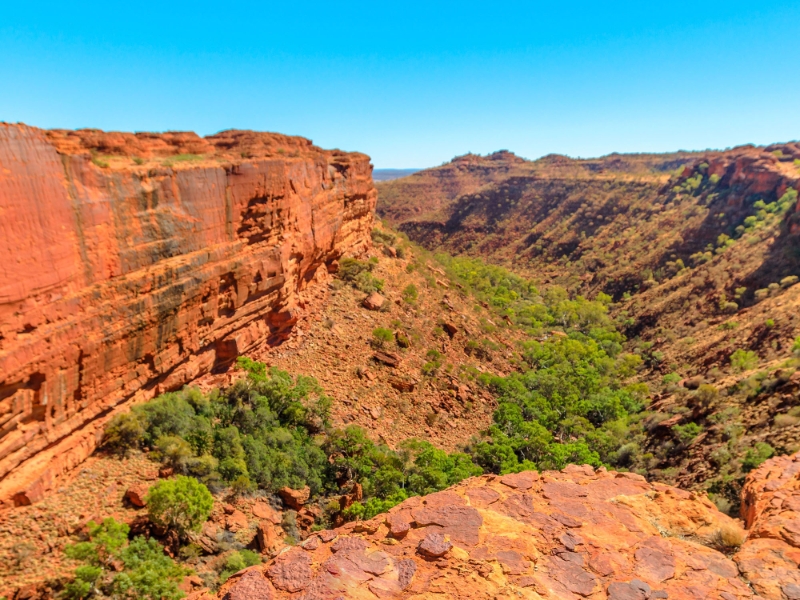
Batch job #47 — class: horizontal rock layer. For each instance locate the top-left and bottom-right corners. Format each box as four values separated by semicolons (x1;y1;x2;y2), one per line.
0;124;376;505
219;464;785;599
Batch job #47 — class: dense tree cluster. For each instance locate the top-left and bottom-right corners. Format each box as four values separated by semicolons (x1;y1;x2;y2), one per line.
105;358;481;521
437;255;646;474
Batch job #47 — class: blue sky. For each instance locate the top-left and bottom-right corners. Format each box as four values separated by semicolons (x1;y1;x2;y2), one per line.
1;2;799;167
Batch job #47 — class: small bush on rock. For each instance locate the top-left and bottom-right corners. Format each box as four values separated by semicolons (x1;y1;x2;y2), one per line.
218;550;261;583
372;327;393;348
741;442;775;472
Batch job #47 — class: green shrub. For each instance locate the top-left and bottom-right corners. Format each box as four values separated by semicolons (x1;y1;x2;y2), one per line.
371;229;396;246
63;518;187;600
353;271;384;293
104;412;145;454
754;288;770;301
154;436;193;473
672;422;702;444
171;153;204;162
730;349;758;373
372;327;393;348
112;537;188;599
218;550;261;583
146;476;214;537
662;372;681;385
741;442;775;472
338;258;372;282
774;413;800;429
421;348;443;375
401;283;419;304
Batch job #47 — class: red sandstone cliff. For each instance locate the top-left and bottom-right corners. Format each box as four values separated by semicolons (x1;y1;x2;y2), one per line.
0;124;376;506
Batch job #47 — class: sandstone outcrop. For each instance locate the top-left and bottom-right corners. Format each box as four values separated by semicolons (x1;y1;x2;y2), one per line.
220;465;768;599
0;124;376;506
736;452;800;599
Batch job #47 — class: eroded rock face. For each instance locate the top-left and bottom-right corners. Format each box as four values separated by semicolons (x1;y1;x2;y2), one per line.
736;453;800;599
220;465;761;599
0;124;375;505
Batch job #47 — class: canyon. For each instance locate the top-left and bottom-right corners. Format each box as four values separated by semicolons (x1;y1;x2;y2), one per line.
0;124;376;506
378;145;800;503
1;126;800;599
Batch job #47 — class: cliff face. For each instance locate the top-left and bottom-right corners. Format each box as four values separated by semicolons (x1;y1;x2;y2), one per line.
219;464;786;600
0;124;376;505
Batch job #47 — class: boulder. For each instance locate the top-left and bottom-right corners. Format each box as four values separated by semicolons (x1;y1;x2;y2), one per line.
124;485;149;508
252;501;282;524
418;531;452;558
278;486;310;510
362;292;385;310
389;377;416;392
256;521;279;554
441;322;458;337
226;509;249;533
736;452;800;599
372;352;400;368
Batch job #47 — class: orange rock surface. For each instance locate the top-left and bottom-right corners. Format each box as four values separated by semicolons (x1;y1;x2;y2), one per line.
736;453;800;599
0;124;376;506
220;465;764;599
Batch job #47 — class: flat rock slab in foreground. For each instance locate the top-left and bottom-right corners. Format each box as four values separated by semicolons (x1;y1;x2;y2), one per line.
219;464;792;599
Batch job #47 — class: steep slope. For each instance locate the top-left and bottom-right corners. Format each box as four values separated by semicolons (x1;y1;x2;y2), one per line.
220;453;800;600
378;144;800;507
0;124;376;506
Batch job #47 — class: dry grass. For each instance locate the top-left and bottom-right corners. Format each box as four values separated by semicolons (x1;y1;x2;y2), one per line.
709;524;746;551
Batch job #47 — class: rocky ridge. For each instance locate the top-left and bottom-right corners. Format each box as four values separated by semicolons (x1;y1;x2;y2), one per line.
377;145;800;295
0;124;376;506
218;452;800;600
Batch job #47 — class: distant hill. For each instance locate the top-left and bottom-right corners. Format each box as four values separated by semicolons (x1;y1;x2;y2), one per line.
372;168;421;182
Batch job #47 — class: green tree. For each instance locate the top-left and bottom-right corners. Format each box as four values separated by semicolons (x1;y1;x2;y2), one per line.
146;476;213;537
